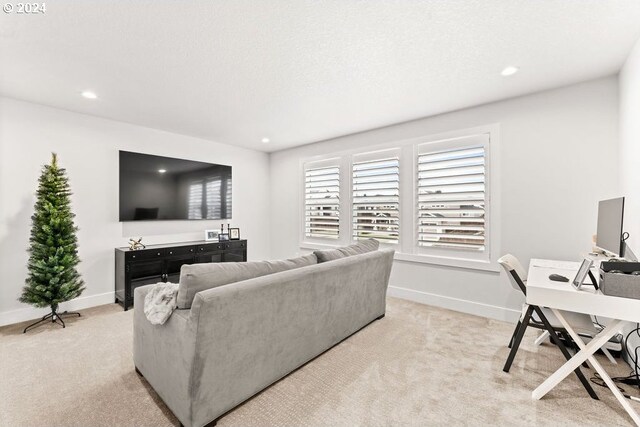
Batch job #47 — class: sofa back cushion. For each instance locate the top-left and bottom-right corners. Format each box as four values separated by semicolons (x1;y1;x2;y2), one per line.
313;239;379;263
177;254;317;309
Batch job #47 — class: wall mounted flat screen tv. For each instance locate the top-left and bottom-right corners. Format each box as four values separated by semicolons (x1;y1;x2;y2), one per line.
119;151;232;221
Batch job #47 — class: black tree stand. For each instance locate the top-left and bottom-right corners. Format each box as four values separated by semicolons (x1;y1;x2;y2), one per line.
23;305;81;333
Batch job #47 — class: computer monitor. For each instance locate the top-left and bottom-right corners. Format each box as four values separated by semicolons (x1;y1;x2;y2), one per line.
595;197;625;257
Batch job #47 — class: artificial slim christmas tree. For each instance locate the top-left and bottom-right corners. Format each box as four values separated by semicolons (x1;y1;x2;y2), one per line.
20;153;85;333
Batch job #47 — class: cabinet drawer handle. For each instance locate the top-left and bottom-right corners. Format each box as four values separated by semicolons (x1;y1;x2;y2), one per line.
200;248;204;251
157;252;161;256
132;255;136;259
169;251;173;255
190;249;194;252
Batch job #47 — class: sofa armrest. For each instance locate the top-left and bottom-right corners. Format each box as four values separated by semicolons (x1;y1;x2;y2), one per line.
133;285;197;426
132;283;154;306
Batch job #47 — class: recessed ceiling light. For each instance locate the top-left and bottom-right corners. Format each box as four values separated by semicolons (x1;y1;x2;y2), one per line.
501;66;519;77
158;169;166;173
81;90;98;99
261;137;270;144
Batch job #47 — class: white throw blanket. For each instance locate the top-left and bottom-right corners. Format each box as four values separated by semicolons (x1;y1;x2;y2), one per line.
144;282;179;325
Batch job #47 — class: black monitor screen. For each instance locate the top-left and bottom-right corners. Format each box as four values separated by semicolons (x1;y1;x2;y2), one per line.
119;151;232;221
596;197;624;256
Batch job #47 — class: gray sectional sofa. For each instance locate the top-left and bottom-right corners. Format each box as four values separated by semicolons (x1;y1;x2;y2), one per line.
133;241;394;427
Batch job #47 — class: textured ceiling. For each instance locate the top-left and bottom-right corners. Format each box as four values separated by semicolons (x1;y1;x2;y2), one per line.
1;1;640;152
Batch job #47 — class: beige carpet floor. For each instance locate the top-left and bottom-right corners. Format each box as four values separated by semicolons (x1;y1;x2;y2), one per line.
1;297;637;426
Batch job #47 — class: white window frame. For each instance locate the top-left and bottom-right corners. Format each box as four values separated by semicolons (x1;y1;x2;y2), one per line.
408;133;493;267
352;148;402;246
300;157;348;247
299;124;501;272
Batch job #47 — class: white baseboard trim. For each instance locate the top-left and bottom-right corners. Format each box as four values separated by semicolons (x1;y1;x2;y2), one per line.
0;291;115;327
1;286;519;326
388;285;520;323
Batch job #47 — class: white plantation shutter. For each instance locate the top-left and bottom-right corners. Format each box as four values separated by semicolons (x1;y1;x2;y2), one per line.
417;142;486;251
305;164;340;239
352;155;400;243
188;182;203;219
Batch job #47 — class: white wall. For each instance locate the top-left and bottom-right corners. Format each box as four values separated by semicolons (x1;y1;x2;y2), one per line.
0;97;271;326
619;36;640;367
270;77;619;321
0;76;623;327
620;37;640;255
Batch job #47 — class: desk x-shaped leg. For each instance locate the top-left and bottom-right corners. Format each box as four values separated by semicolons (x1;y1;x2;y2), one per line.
504;305;598;399
532;309;639;426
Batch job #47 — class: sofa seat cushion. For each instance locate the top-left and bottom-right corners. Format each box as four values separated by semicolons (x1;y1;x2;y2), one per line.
177;254;317;309
313;239;379;263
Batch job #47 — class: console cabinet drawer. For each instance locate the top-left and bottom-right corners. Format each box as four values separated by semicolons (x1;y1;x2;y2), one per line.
125;249;166;261
197;243;224;252
166;246;196;257
225;240;247;250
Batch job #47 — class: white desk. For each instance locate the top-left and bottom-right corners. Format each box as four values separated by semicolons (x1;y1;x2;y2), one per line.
527;259;640;426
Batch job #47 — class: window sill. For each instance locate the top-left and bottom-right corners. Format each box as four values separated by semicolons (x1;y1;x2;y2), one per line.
300;242;499;273
299;241;344;251
394;252;500;273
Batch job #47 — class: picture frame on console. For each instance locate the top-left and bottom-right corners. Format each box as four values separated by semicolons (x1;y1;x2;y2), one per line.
229;228;240;240
204;230;219;241
219;233;230;241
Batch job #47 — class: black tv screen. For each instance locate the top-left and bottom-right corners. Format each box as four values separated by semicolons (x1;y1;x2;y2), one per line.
119;151;232;221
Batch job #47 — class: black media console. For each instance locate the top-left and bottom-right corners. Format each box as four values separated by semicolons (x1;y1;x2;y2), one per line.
115;239;247;310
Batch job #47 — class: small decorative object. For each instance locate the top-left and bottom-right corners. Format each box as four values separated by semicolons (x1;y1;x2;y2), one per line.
229;228;240;240
220;223;225;235
219;233;230;241
128;237;146;250
20;153;85;333
205;230;219;241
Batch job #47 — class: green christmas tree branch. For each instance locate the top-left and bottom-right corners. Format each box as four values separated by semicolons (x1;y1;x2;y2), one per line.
20;153;85;311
